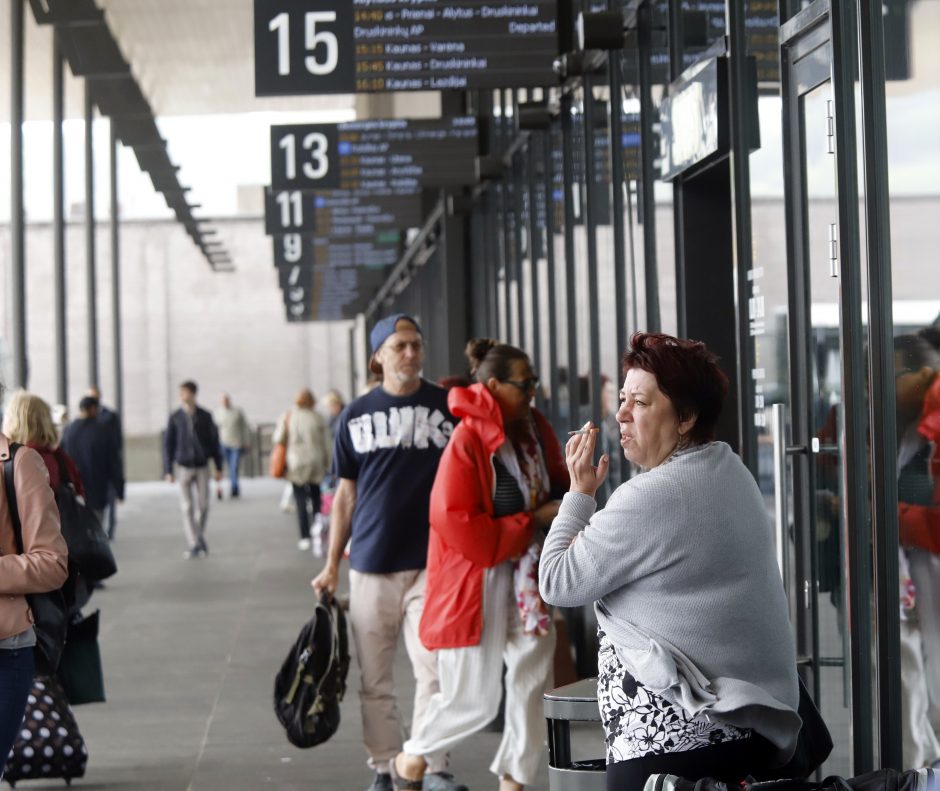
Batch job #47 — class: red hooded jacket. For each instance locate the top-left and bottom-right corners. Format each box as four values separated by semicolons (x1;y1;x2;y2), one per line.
900;373;940;553
419;383;569;650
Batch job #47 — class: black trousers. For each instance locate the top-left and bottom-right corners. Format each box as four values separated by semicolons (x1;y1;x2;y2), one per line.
606;734;775;791
292;483;321;539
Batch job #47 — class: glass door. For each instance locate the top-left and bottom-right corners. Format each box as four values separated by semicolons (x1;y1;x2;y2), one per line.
776;0;868;775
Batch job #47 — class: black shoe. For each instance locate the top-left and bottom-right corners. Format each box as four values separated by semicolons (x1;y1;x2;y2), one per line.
422;773;468;791
182;546;200;559
198;537;209;556
231;488;240;498
366;773;393;791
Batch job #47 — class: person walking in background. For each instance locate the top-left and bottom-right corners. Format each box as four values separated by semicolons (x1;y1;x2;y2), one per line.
0;382;70;766
394;339;567;791
312;314;460;791
893;333;940;767
273;389;331;551
213;394;251;499
61;396;124;525
322;389;346;438
163;380;223;559
86;386;123;538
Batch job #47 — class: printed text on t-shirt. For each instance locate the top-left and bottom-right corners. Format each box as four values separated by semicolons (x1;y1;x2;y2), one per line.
347;407;454;453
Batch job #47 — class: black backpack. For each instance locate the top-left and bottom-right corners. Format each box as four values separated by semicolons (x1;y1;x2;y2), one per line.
274;592;350;748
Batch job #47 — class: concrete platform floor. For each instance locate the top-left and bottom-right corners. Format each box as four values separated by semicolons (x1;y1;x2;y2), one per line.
37;477;604;790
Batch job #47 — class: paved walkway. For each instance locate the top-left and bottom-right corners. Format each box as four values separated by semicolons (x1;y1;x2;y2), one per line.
37;478;602;790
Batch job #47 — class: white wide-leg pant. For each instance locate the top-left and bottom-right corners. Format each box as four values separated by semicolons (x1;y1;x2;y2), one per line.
404;562;555;786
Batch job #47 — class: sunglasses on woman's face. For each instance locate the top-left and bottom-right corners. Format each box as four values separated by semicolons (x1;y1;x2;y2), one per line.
502;377;540;393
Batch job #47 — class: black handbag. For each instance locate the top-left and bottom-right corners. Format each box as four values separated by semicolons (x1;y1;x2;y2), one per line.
2;443;69;674
54;457;117;581
752;676;834;781
57;609;106;705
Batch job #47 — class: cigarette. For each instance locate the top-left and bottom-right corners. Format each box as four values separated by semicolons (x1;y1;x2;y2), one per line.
567;428;599;436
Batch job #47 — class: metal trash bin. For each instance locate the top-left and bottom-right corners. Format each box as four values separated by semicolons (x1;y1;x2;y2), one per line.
544;678;606;790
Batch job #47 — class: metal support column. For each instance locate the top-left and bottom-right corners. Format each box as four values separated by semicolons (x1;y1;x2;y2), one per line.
110;122;124;419
53;30;67;405
668;0;687;337
726;0;758;473
496;90;511;340
581;74;602;427
608;47;628;379
858;0;900;766
829;0;874;771
527;139;543;382
513;150;527;351
560;93;580;426
543;128;561;431
637;2;661;332
10;0;27;388
85;81;100;388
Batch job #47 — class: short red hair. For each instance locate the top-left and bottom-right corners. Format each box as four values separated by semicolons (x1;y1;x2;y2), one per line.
622;332;729;446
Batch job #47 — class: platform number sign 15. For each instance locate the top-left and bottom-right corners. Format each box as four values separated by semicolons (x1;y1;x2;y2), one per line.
254;0;355;96
270;124;339;190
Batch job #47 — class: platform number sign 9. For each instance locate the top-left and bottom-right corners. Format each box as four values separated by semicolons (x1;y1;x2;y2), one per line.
271;124;339;190
254;1;355;96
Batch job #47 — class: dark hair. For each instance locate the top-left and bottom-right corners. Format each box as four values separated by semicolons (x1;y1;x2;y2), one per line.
920;325;940;351
895;333;940;370
180;380;198;395
437;374;471;390
465;338;529;383
622;332;729;446
79;396;99;413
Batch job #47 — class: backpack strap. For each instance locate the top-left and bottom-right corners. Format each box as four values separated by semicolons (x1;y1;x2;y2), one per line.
2;442;26;555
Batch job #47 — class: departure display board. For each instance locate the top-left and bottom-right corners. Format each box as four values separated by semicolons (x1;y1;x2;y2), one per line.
624;0;779;86
279;258;392;321
271;117;477;191
274;226;407;321
264;186;423;236
273;230;405;270
254;0;559;96
550;118;611;228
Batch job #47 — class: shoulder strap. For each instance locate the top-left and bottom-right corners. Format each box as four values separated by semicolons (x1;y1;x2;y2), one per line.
2;442;25;554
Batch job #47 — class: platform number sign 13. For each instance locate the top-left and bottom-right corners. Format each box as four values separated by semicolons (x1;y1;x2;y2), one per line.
270;124;339;190
254;0;355;96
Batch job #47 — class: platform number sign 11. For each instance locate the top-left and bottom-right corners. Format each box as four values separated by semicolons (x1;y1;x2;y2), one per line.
254;1;355;96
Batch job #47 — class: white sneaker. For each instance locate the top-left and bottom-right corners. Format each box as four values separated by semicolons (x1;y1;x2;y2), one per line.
297;538;312;551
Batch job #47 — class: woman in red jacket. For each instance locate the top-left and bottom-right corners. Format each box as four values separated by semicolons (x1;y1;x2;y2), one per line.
392;339;568;791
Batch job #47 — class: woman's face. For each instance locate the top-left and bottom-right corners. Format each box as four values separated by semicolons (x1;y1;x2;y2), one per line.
489;358;537;423
616;367;693;469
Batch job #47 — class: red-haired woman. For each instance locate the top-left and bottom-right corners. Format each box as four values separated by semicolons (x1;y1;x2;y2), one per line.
540;332;801;789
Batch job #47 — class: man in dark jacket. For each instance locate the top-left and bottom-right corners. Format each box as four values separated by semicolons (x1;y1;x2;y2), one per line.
61;396;124;522
87;385;124;538
163;380;223;558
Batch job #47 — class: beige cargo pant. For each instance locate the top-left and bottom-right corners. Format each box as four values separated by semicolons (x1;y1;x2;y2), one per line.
348;568;444;774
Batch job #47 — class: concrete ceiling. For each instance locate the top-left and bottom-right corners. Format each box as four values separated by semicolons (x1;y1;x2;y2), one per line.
0;0;356;121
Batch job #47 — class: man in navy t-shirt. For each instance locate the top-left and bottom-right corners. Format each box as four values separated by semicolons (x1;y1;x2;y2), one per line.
313;314;461;791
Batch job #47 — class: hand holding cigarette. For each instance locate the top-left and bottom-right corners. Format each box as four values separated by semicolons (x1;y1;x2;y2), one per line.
564;421;609;498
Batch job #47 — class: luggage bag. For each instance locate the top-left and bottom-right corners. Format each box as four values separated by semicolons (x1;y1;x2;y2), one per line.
3;675;88;787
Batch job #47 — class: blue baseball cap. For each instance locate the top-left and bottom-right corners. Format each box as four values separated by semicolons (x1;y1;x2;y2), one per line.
369;313;422;355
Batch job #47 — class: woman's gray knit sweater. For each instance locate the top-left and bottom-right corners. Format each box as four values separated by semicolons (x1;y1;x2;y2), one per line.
539;441;801;763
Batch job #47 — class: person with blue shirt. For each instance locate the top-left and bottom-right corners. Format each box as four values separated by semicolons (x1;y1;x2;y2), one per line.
312;314;463;791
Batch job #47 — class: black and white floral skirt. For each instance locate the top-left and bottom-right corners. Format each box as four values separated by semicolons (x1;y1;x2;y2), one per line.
597;629;751;763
